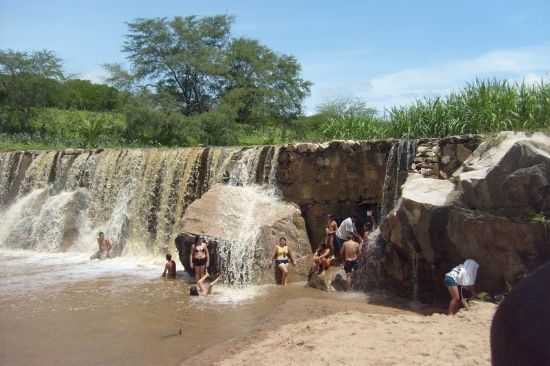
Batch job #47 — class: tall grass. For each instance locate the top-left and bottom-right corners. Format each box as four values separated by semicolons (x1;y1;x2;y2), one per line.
314;79;550;141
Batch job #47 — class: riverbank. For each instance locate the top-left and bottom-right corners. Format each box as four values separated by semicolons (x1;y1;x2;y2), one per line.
184;299;495;366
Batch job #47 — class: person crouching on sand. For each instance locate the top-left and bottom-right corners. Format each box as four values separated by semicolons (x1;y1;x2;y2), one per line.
189;273;221;296
270;237;296;286
444;259;479;315
161;253;176;279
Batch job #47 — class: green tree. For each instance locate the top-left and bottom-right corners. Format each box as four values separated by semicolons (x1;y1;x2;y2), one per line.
106;15;311;133
0;49;65;133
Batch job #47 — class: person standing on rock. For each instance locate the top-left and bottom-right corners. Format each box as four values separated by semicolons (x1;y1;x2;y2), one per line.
324;215;338;252
341;234;361;290
271;237;296;286
161;253;177;279
190;237;209;283
335;216;361;261
444;259;479;315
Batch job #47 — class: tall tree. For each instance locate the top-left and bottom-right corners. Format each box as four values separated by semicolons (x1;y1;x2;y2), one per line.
0;49;65;133
114;15;232;116
106;15;311;129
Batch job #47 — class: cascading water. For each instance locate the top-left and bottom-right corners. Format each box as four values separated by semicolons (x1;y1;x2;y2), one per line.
379;139;417;223
0;146;280;267
214;146;282;286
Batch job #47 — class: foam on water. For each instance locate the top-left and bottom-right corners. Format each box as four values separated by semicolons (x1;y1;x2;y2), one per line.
0;249;161;296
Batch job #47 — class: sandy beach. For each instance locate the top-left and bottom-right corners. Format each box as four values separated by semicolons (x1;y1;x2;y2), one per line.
184;299;495;366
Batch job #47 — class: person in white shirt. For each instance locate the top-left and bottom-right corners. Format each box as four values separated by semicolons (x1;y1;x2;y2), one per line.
334;216;362;260
444;259;479;315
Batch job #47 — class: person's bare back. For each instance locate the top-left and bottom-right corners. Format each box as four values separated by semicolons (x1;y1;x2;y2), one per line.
342;239;360;261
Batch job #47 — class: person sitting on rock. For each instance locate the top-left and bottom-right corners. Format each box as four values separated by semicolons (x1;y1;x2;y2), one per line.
324;214;338;253
444;259;479;315
335;216;361;261
161;253;176;279
312;242;333;275
189;272;221;296
190;236;209;283
341;234;361;290
270;237;296;286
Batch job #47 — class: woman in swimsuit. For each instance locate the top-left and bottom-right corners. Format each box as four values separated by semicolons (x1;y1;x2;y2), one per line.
189;273;221;296
271;237;296;286
190;237;209;283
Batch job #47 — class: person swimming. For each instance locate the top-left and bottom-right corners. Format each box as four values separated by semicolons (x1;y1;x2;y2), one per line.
189;273;221;296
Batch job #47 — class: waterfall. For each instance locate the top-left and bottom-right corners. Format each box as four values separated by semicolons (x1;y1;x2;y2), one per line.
379;139;417;222
0;146;280;260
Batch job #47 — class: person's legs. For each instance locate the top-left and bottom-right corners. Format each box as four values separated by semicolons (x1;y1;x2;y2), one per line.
447;285;461;315
278;263;289;286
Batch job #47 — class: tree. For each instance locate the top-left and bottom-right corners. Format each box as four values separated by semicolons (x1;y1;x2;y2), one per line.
113;15;232;116
222;38;312;128
0;49;65;133
106;15;311;130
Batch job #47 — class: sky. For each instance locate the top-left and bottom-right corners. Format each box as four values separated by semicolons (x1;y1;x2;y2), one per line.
1;0;549;114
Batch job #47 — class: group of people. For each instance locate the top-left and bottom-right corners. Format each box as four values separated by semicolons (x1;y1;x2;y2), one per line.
310;214;372;289
92;219;481;313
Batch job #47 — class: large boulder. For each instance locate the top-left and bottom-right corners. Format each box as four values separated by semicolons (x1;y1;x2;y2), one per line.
456;132;550;216
175;184;312;285
381;132;550;302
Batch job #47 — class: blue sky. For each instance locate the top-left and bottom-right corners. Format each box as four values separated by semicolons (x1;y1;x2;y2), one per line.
1;0;549;114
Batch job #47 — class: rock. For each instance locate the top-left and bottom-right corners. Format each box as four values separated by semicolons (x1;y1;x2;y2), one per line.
381;133;550;302
308;266;349;291
175;184;312;284
456;132;550;216
277;140;394;247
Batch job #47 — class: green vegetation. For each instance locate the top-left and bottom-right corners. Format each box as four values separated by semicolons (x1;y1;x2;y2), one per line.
1;15;550;150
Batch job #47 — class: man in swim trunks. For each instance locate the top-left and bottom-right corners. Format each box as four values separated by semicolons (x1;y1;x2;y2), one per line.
161;253;177;279
335;216;361;261
90;232;112;260
341;234;361;290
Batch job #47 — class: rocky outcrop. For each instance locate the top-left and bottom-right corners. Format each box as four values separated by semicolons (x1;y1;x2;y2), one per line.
308;266;349;292
277;140;394;248
381;132;550;302
175;184;312;284
457;132;550;216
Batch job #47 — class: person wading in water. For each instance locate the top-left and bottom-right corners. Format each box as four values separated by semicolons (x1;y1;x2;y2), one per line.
190;237;209;283
270;237;296;286
161;253;177;279
90;232;112;260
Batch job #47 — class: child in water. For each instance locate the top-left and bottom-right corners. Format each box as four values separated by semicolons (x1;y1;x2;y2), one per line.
189;273;221;296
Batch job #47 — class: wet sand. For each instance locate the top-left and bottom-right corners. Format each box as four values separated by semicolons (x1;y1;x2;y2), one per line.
0;250;410;366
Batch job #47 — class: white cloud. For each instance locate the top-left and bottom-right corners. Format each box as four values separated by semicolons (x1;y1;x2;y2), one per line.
363;45;550;111
305;44;550;114
79;68;109;84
